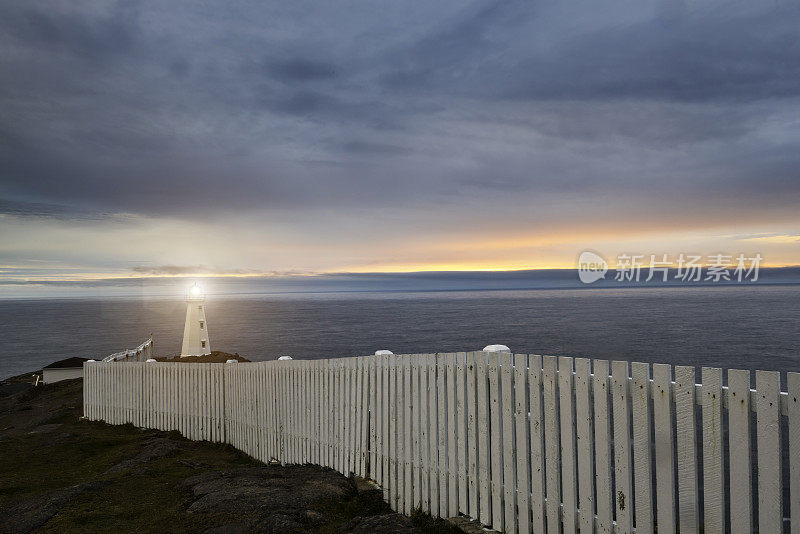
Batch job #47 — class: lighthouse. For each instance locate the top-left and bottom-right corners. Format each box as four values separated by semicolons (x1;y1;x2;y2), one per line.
181;283;211;357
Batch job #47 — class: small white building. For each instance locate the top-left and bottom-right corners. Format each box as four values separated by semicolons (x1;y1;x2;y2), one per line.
42;357;88;384
181;283;211;357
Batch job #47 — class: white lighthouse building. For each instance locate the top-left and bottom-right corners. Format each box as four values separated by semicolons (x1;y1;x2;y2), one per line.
181;283;211;357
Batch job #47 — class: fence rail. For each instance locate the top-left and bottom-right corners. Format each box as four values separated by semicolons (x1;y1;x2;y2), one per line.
101;335;154;363
84;353;800;533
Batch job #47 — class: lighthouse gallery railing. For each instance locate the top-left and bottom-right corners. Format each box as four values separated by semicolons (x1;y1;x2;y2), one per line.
84;353;798;534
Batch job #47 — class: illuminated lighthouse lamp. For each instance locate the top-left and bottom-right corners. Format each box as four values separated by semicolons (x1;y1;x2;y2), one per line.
181;282;211;357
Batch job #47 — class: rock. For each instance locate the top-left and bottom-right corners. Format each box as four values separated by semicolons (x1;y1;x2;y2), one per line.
105;437;178;473
303;509;328;527
350;513;418;533
27;423;63;434
340;515;362;531
0;481;107;534
178;459;211;469
251;513;302;533
203;523;248;534
183;465;350;531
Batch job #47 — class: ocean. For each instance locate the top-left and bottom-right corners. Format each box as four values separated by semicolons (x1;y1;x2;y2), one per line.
1;285;799;380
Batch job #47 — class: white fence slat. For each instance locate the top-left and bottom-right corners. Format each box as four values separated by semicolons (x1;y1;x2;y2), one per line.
285;364;292;462
324;362;331;468
612;360;633;534
342;361;348;469
789;372;800;534
304;362;310;463
756;370;783;534
348;359;357;472
206;365;213;442
179;365;186;436
348;358;357;473
352;358;360;473
631;362;654;534
352;359;360;475
390;354;399;511
330;360;337;469
308;362;315;464
559;356;578;534
272;363;278;458
326;360;334;468
396;355;406;514
446;353;459;517
476;350;491;525
319;362;327;467
488;351;504;531
455;352;468;515
293;364;300;464
574;358;594;534
267;364;272;460
254;365;260;458
329;362;336;468
405;354;414;515
701;367;725;534
466;352;479;519
420;354;431;513
653;363;676;534
275;363;282;461
260;364;266;457
175;365;181;434
411;356;422;510
316;361;323;464
385;354;393;501
593;359;613;534
298;360;309;464
437;354;449;518
675;365;699;534
542;355;560;534
360;357;369;477
368;356;376;478
514;353;531;534
528;354;546;534
340;359;347;474
428;354;440;516
501;352;517;533
377;355;386;483
237;365;243;454
203;365;209;442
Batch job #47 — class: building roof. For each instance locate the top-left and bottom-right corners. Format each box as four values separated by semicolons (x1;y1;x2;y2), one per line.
44;357;89;369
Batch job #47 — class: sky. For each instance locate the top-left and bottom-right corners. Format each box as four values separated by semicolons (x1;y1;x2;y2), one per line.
2;0;800;291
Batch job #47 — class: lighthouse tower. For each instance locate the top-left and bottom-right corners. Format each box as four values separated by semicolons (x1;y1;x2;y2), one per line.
181;283;211;357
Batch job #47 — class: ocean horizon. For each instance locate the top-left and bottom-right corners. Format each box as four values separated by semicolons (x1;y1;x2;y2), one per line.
2;283;798;381
3;266;800;300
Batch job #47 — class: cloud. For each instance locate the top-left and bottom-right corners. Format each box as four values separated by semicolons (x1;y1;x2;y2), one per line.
1;0;800;277
0;198;118;220
267;58;339;82
733;233;800;244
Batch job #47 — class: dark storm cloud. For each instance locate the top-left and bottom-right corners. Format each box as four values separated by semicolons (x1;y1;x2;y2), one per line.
267;59;338;82
1;0;800;224
0;198;114;220
0;2;142;62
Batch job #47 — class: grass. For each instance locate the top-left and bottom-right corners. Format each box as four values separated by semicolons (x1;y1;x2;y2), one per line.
0;378;466;533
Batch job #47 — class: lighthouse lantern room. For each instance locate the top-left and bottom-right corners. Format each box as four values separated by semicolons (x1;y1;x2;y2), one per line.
181;283;211;357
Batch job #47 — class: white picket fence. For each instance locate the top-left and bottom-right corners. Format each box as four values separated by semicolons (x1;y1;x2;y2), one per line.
83;353;800;534
101;335;154;363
